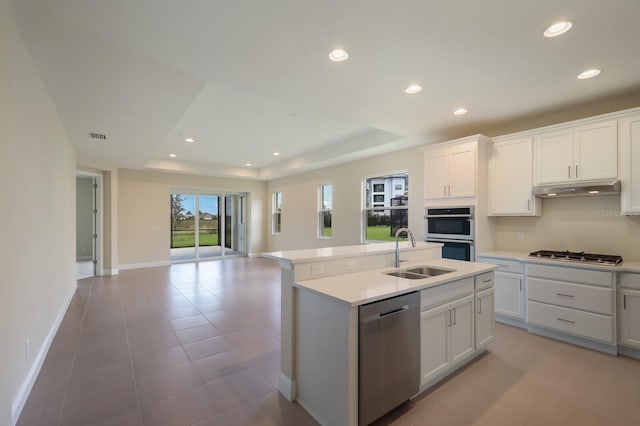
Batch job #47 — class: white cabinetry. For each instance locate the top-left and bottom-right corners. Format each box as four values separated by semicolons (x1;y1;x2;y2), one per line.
475;272;495;349
618;273;640;349
424;142;476;200
619;114;640;215
488;137;540;216
534;120;617;185
527;263;616;350
477;257;526;326
419;277;475;387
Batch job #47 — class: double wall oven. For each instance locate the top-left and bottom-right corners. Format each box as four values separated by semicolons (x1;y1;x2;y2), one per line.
425;206;475;261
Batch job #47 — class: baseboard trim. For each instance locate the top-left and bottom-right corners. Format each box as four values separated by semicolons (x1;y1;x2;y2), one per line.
618;345;640;360
11;281;77;425
277;372;296;402
496;315;527;329
101;268;119;276
527;325;617;355
118;260;170;271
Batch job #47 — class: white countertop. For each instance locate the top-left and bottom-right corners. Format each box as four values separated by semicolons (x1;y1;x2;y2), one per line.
261;241;442;264
478;250;640;273
294;258;497;306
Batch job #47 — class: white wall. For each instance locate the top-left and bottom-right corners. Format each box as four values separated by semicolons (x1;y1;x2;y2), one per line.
266;147;424;252
495;196;640;260
117;169;267;268
0;0;77;423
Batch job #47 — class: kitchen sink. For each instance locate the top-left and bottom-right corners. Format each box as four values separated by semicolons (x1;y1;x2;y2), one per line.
385;266;455;279
405;267;454;277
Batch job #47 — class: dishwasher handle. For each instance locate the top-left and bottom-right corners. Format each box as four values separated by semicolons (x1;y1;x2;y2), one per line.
360;304;410;323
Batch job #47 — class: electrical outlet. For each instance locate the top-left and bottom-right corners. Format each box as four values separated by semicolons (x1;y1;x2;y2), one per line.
25;339;30;359
345;260;356;270
516;232;525;241
311;264;322;275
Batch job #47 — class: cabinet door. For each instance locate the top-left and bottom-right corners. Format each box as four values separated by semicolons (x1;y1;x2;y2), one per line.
620;288;640;349
448;144;476;198
449;295;475;364
534;128;574;184
620;114;640;214
495;272;525;320
425;151;449;200
489;137;539;216
420;303;450;385
573;120;617;181
475;288;495;349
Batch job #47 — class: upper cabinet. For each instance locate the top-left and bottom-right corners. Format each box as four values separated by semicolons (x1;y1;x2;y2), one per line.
424;142;476;200
534;120;618;185
619;113;640;215
488;136;540;216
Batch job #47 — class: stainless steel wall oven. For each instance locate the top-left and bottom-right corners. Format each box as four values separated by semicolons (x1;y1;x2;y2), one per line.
425;206;475;261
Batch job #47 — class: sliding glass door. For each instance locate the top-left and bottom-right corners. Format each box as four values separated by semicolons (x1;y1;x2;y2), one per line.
170;191;246;262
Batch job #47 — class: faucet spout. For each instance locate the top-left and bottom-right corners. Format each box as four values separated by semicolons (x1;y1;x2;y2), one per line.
394;228;416;268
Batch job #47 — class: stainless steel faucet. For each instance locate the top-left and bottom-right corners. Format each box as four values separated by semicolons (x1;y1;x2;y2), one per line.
395;228;416;268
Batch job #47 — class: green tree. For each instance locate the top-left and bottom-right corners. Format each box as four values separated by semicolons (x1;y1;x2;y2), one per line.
170;194;186;247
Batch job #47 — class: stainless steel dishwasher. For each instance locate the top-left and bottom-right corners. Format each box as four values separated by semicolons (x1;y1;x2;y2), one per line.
358;291;420;425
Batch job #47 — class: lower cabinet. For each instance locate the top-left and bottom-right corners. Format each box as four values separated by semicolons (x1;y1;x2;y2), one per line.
475;287;495;349
619;287;640;349
420;294;474;385
494;271;525;321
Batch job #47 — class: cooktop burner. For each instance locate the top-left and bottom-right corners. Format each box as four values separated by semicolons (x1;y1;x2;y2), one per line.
529;250;623;266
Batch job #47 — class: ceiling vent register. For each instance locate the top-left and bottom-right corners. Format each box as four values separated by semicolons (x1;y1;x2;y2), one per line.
89;132;107;141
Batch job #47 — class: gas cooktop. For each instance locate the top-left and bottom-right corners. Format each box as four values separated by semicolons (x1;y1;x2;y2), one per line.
529;250;623;266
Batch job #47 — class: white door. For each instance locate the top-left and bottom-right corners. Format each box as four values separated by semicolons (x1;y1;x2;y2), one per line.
573;120;617;181
447;145;476;198
495;272;525;320
420;303;450;385
449;295;475;364
620;289;640;349
424;151;449;200
534;128;574;184
475;288;495;348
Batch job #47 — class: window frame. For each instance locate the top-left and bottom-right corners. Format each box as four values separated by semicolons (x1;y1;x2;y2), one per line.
272;191;282;234
318;183;332;239
362;172;409;243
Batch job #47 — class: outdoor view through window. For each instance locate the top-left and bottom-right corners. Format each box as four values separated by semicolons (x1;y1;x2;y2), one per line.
364;173;408;241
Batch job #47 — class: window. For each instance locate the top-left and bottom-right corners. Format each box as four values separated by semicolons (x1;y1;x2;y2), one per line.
364;173;408;241
319;184;332;238
273;192;282;234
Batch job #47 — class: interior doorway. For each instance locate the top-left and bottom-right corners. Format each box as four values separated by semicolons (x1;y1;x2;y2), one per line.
170;191;247;262
76;172;101;278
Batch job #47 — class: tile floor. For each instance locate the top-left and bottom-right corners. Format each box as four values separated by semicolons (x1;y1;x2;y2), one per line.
18;257;640;426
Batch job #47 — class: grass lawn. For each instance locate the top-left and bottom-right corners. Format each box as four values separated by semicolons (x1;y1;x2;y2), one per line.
366;226;396;241
171;231;219;248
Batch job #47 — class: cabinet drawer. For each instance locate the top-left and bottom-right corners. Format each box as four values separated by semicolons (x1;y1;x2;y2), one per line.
527;278;613;315
527;264;613;287
620;273;640;290
421;277;473;311
475;272;494;291
477;257;524;274
527;301;614;344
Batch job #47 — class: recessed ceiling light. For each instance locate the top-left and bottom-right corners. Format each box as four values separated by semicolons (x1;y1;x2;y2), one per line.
245;163;252;167
404;84;422;94
329;48;349;62
548;193;557;196
169;153;177;158
273;152;280;156
453;108;468;115
185;137;195;143
588;190;600;194
544;21;573;37
577;69;601;79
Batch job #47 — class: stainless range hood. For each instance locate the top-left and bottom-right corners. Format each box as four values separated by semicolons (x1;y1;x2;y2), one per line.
533;179;621;198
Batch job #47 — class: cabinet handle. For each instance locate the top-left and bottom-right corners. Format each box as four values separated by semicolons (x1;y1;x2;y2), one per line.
557;317;575;324
482;278;492;283
452;308;457;325
527;199;530;211
519;279;523;291
568;165;571;178
448;185;451;196
478;298;482;314
575;165;579;178
624;294;627;310
447;309;452;326
556;293;575;298
443;185;447;197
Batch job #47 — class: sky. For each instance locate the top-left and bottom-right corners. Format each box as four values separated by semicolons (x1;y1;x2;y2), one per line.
175;194;219;215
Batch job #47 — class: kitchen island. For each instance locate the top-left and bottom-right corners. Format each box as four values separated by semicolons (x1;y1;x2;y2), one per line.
293;258;497;426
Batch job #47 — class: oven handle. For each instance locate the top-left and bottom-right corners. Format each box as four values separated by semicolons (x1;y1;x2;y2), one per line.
425;214;474;218
426;238;475;245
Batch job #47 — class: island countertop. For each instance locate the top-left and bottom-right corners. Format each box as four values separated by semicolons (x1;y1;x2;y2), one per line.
293;258;498;306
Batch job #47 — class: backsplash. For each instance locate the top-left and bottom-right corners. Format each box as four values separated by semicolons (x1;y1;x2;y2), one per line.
495;196;640;260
